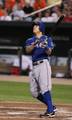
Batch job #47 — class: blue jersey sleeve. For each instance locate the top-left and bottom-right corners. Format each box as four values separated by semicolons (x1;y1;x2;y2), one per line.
25;36;35;46
47;36;54;49
25;38;31;46
25;38;33;46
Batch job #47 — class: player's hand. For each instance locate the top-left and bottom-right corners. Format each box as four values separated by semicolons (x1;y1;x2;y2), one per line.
45;48;52;55
40;41;48;48
34;39;40;45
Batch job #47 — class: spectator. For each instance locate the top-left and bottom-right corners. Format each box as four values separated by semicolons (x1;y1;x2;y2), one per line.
23;0;34;21
52;6;63;18
12;0;19;11
19;0;25;8
33;12;42;22
50;6;62;22
33;0;47;10
5;0;16;14
23;0;34;14
0;10;12;21
41;10;51;22
0;0;71;22
12;0;25;11
41;10;56;22
30;0;35;7
51;13;59;22
5;0;16;10
12;2;25;20
62;0;72;22
0;1;5;17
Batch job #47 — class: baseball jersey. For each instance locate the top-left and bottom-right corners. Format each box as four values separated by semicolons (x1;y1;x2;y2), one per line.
26;35;54;62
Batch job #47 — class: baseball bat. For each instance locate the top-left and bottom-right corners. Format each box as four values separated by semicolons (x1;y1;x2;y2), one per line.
34;15;64;45
48;15;64;48
55;15;64;26
48;15;64;35
23;1;62;18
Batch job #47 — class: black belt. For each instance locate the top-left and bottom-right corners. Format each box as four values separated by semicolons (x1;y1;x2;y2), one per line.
33;60;43;66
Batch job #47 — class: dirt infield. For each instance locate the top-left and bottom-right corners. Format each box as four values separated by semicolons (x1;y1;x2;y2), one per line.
0;75;72;120
0;102;72;120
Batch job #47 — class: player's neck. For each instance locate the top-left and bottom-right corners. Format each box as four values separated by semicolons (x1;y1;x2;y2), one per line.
36;32;43;38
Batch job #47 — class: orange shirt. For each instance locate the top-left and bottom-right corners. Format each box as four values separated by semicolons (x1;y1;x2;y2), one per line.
34;0;47;10
5;0;16;10
0;9;5;16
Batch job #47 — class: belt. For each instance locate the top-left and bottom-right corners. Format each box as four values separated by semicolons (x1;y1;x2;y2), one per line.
33;60;43;66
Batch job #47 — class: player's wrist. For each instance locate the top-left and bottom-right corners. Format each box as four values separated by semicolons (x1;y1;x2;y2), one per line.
31;42;36;47
44;46;48;50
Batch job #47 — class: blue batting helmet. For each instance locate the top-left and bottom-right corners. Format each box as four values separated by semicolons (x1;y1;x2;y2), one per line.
33;21;45;33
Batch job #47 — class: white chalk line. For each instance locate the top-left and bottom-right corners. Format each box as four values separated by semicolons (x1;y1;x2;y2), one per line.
6;107;72;120
7;111;28;115
0;107;72;114
0;107;72;120
0;106;45;110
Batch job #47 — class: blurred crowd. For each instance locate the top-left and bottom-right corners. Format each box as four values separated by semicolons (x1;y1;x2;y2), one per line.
0;0;72;22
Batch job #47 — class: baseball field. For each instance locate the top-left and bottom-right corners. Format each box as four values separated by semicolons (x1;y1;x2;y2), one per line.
0;75;72;120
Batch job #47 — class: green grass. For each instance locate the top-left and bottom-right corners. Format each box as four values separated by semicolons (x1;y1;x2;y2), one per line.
52;85;72;104
0;81;33;101
0;81;72;104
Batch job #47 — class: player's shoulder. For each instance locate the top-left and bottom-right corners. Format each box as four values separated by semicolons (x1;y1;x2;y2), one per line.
26;36;34;43
43;34;52;40
42;35;48;39
26;37;32;42
44;34;54;44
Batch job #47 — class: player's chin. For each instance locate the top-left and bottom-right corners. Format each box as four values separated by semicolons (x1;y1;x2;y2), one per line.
33;28;39;34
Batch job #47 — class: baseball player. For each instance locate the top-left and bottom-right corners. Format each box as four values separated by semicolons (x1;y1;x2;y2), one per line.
25;22;56;117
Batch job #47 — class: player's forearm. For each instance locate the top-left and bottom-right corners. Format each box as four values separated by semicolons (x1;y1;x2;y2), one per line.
25;44;35;54
45;48;52;55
